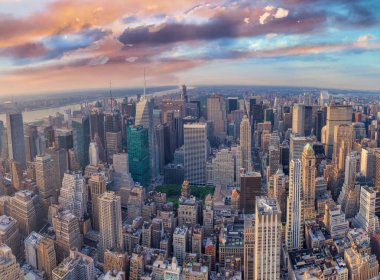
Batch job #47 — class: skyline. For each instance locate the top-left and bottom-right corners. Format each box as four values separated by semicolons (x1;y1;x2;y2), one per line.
1;0;380;95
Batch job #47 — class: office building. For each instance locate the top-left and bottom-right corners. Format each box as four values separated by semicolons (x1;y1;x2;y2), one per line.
322;105;352;158
89;141;100;166
35;154;56;221
173;226;188;265
52;249;95;280
25;231;57;280
344;247;379;280
240;115;252;171
240;172;261;214
184;123;208;185
289;135;314;161
285;160;304;251
165;257;181;280
254;197;281;280
105;131;122;163
45;147;68;191
0;244;23;280
98;192;123;262
6;112;26;168
72;115;90;167
302;144;316;220
323;202;349;240
135;96;159;179
211;148;235;187
0;215;21;260
129;253;144;280
207;94;227;139
59;172;87;219
104;249;128;275
126;125;151;188
332;124;353;171
244;214;254;280
88;174;107;231
182;262;208;280
10;190;38;237
353;187;379;236
52;209;83;262
361;147;375;181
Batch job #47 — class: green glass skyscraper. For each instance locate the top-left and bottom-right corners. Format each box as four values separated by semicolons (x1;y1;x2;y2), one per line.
126;125;151;188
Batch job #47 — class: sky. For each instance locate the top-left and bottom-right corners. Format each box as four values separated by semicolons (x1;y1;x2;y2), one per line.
0;0;380;96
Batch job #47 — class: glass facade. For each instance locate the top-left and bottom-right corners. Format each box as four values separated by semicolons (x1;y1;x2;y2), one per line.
126;125;151;188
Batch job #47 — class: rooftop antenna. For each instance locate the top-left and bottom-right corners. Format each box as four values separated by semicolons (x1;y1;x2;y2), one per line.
143;68;146;98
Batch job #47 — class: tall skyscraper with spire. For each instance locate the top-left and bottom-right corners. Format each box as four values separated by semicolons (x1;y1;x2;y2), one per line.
135;78;159;180
285;159;304;251
240;115;252;171
302;144;316;220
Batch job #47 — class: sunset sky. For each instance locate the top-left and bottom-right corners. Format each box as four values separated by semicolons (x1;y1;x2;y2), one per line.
0;0;380;95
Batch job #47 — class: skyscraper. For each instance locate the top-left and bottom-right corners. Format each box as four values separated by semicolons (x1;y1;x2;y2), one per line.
52;209;83;262
353;187;379;236
240;172;261;214
126;125;150;188
292;103;304;136
0;244;23;280
6;112;26;168
10;190;38;237
207;94;227;139
254;197;281;280
285;159;304;251
332;124;353;171
72;115;90;167
135;96;159;179
240;115;252;171
98;192;123;262
59;172;87;219
45;147;68;191
243;214;254;280
302;144;316;220
88;174;106;231
89;141;100;166
35;154;56;221
25;231;57;280
173;226;188;265
322;105;352;158
0;215;21;260
289;135;314;161
184;123;208;185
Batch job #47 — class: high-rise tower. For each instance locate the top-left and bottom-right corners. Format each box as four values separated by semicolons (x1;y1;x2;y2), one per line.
302;144;316;221
240;115;252;171
98;192;123;262
285;159;304;251
6;113;26;168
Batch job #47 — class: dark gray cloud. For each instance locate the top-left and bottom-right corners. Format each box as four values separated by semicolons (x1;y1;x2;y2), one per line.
119;10;326;46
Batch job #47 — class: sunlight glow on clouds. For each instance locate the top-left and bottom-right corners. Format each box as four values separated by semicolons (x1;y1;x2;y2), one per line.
0;0;379;95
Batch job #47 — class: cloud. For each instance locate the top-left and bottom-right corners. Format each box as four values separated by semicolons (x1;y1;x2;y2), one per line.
259;12;271;25
119;7;325;46
274;8;289;19
88;55;109;65
0;42;47;59
357;34;375;43
126;56;139;62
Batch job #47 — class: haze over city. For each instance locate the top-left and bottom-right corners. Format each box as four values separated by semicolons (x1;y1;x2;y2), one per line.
0;0;380;96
